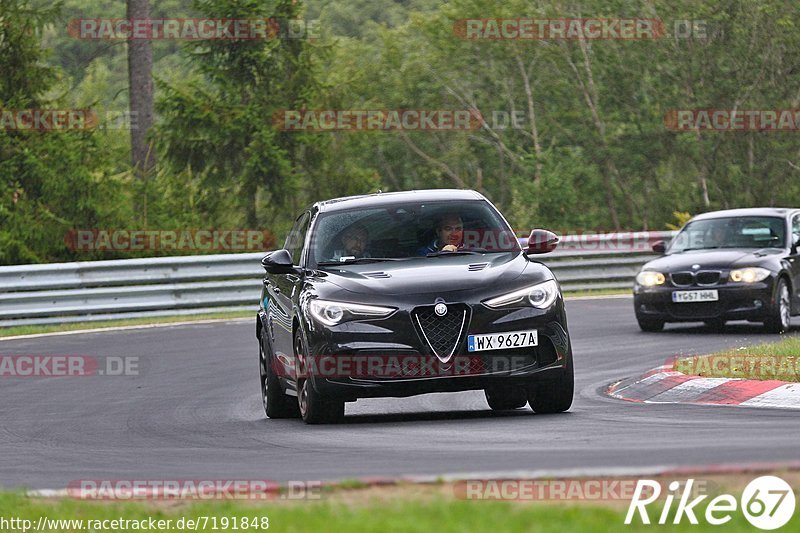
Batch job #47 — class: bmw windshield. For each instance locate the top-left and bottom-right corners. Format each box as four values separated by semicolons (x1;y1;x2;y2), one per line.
668;216;786;253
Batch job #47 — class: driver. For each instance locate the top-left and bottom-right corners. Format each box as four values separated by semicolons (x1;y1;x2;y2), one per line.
706;225;728;247
331;223;370;261
418;213;464;255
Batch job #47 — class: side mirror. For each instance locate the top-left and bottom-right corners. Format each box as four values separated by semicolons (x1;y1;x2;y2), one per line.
261;249;297;274
651;241;666;254
526;229;559;254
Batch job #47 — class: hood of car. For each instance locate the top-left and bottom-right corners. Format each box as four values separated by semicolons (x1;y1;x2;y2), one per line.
644;248;783;271
320;252;529;296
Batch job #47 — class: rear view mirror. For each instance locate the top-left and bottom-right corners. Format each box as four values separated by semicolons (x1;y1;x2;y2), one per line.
526;229;559;254
261;249;297;274
651;241;666;254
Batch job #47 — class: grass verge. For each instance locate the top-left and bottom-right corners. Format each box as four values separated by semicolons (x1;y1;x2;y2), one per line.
0;311;253;339
0;490;786;533
674;337;800;382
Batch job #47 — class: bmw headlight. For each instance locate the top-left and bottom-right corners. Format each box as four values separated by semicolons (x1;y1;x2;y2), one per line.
483;279;560;309
636;271;666;287
729;267;771;283
308;299;396;326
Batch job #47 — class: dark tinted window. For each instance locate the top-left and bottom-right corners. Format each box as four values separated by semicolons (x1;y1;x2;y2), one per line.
285;211;311;265
310;200;518;266
669;216;786;252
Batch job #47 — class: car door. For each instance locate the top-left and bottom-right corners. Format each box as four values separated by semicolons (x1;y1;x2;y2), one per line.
269;211;311;376
788;212;800;310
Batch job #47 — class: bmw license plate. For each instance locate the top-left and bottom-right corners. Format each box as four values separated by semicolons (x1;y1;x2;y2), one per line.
468;330;538;352
672;290;719;303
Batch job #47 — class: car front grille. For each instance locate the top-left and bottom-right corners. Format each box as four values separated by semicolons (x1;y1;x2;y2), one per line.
412;304;469;362
696;271;721;286
670;270;722;287
670;272;695;286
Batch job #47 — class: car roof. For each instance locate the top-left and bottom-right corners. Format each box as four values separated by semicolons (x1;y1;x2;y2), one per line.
691;207;799;221
312;189;486;213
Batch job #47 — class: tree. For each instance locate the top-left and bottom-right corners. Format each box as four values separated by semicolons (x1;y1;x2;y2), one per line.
0;0;123;264
127;0;156;187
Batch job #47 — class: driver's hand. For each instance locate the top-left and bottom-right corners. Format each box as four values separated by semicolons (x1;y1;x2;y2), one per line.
441;244;459;252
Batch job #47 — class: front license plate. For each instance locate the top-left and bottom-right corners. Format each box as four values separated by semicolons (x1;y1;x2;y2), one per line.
672;290;719;303
468;330;538;352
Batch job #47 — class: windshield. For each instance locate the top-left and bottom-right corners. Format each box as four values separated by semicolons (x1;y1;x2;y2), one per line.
668;216;786;253
310;199;519;267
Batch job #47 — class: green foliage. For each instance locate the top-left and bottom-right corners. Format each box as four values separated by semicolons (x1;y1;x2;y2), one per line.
666;211;693;231
0;0;127;265
6;0;800;264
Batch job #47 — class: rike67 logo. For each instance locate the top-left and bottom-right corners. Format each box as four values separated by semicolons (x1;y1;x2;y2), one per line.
625;476;796;530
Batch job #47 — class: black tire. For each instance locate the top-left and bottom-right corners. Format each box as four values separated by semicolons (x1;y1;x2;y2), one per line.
636;317;665;332
484;387;528;410
259;335;300;419
294;331;344;424
704;318;726;330
528;357;574;414
764;278;791;334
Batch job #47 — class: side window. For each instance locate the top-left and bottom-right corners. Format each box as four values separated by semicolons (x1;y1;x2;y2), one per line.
792;215;800;247
285;212;311;266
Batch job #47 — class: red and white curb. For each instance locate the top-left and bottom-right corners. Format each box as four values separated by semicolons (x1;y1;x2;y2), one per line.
608;364;800;409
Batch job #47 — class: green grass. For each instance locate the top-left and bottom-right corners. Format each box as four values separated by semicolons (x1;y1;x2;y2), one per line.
674;337;800;381
0;492;787;532
0;311;253;338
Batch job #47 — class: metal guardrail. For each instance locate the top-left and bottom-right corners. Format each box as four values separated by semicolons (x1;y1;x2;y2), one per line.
0;231;676;327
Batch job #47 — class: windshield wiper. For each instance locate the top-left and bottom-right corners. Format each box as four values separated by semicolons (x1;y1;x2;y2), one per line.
426;249;487;257
317;257;407;266
675;246;720;252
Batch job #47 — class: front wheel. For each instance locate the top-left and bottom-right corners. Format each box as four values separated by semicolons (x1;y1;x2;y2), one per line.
259;337;299;419
294;331;344;424
527;357;574;414
764;278;791;333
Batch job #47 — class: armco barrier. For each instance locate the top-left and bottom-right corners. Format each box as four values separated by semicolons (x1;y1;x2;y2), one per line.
0;231;675;327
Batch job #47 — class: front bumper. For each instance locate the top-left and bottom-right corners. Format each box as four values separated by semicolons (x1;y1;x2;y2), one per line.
300;300;572;401
633;277;777;322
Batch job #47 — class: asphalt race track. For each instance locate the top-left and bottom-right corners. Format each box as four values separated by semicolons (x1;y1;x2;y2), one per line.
2;296;799;490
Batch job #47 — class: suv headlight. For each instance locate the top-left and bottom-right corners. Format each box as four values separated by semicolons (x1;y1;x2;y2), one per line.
483;279;560;309
729;267;771;283
636;271;666;287
308;299;396;326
